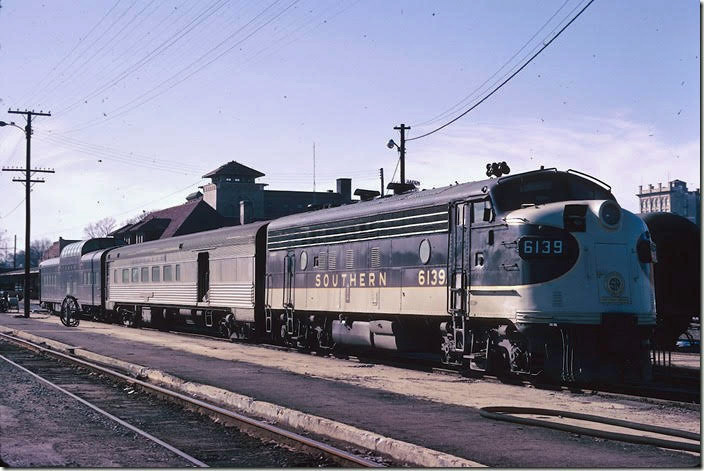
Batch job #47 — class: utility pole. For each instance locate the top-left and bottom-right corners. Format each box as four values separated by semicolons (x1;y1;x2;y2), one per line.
379;168;384;196
393;123;410;184
313;142;316;193
1;109;52;318
13;235;16;270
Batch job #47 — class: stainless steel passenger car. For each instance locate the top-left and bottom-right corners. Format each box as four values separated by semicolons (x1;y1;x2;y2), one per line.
106;222;267;336
39;238;122;314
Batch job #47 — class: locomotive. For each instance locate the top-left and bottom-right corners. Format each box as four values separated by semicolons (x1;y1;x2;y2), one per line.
39;167;657;383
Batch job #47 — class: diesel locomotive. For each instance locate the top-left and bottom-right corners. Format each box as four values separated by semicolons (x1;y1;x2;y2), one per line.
39;168;657;383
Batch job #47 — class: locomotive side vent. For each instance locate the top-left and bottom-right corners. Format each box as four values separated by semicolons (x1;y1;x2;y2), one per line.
371;247;381;268
345;250;354;269
318;251;327;270
552;290;563;308
328;251;337;270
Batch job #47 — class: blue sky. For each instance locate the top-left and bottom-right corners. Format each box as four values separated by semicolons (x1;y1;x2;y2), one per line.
0;0;699;246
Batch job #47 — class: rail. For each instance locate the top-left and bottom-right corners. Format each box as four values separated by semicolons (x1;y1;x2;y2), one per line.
0;332;383;468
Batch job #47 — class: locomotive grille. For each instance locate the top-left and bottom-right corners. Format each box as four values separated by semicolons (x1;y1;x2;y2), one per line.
328;251;337;270
552;290;563;308
370;247;381;268
318;251;327;270
345;250;354;269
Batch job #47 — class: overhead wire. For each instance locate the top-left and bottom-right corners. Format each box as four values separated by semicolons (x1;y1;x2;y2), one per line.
412;0;573;128
407;0;595;143
17;0;123;107
62;0;302;133
34;134;205;175
36;132;205;173
66;0;300;132
30;0;140;106
54;0;211;110
32;178;207;239
54;0;232;116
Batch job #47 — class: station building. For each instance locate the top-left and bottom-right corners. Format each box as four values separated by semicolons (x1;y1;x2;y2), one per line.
200;161;352;223
108;161;353;245
637;180;700;226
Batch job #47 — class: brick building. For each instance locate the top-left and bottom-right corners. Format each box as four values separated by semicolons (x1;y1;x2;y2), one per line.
201;161;352;223
637;180;700;226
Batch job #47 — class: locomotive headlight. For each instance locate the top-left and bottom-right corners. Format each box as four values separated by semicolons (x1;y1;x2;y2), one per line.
598;200;621;228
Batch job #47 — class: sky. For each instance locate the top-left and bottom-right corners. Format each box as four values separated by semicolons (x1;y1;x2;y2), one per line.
0;0;699;250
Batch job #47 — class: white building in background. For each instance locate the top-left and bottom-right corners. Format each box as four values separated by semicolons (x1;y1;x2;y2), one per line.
637;180;700;226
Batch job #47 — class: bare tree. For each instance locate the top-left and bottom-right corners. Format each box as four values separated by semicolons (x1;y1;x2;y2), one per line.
121;210;151;227
83;217;117;238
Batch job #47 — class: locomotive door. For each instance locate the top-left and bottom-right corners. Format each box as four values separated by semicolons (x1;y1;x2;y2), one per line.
448;201;472;354
282;251;295;335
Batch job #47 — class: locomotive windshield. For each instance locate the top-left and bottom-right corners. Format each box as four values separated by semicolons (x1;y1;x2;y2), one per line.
492;172;614;212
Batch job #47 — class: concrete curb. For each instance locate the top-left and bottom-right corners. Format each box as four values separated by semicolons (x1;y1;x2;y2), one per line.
9;328;484;467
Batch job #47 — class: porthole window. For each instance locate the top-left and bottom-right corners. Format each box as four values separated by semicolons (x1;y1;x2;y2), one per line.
419;239;431;265
300;251;308;270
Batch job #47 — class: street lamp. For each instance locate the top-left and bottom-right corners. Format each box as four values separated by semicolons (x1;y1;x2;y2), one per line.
0;121;22;131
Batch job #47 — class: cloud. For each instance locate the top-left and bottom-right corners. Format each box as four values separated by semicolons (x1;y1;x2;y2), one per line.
409;114;700;212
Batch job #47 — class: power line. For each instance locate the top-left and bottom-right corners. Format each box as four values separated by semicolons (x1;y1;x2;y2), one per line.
18;0;123;107
412;0;574;128
407;0;595;143
31;0;140;106
61;0;300;133
54;0;231;116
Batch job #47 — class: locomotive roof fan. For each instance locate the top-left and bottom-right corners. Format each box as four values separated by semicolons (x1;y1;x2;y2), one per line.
486;161;510;178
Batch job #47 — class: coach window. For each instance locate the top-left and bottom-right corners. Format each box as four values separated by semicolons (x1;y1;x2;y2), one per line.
164;265;173;282
131;268;139;282
122;269;129;283
114;270;118;283
152;266;160;282
175;264;180;281
141;267;149;283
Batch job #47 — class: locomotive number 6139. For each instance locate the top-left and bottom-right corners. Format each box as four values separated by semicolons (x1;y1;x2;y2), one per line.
518;236;565;259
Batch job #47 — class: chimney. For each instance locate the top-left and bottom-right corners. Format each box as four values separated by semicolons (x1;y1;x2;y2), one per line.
336;178;351;201
240;200;253;225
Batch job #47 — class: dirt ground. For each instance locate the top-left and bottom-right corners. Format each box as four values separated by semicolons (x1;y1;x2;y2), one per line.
26;316;700;436
0;358;192;468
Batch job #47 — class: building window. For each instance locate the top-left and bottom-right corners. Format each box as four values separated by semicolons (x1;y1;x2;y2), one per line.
136;234;143;243
122;269;129;283
163;265;173;282
175;264;180;281
141;267;149;283
152;266;160;282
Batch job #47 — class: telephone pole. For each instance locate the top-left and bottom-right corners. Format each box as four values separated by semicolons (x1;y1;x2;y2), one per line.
13;235;16;270
393;123;410;185
379;168;384;195
1;109;53;318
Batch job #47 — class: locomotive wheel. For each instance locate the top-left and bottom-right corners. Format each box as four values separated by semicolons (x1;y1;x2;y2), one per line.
60;296;80;327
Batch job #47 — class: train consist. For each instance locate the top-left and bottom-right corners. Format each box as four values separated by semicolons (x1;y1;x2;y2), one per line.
40;168;659;383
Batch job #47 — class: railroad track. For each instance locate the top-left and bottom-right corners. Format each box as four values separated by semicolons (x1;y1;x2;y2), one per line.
0;332;385;468
33;311;703;404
